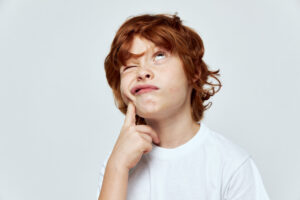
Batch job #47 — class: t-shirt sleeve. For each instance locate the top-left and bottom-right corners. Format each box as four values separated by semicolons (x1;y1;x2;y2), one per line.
96;151;112;199
223;157;270;200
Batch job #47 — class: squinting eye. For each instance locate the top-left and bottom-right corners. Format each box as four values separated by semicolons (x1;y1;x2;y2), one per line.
154;52;166;61
123;65;135;71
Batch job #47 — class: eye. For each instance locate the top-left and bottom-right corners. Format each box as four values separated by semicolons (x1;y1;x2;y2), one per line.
123;65;136;71
154;51;166;61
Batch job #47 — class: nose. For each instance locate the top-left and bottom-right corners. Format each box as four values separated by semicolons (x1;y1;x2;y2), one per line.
137;68;153;81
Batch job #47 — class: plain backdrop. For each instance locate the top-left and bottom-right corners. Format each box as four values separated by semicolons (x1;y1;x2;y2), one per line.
0;0;299;199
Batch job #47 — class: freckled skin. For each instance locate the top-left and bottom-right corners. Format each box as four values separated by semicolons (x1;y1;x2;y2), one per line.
120;36;193;121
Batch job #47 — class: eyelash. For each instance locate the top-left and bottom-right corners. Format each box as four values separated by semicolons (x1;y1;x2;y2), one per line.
123;65;136;71
154;51;166;59
123;51;167;71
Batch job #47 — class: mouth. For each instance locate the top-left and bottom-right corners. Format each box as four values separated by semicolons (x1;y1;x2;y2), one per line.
131;84;159;96
135;88;157;95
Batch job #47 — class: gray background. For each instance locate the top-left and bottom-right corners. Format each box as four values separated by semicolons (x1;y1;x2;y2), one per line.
0;0;299;199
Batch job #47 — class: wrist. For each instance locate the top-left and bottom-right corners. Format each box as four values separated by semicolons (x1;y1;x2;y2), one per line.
107;157;130;173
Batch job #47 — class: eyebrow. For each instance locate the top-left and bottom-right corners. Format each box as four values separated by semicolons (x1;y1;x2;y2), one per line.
126;47;164;63
127;51;145;61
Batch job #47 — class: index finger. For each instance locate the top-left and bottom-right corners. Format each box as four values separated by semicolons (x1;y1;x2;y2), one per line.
124;101;136;127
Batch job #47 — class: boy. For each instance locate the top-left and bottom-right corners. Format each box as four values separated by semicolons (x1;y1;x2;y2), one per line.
97;13;270;200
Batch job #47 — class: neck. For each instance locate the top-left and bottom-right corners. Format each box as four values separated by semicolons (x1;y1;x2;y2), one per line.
145;103;200;149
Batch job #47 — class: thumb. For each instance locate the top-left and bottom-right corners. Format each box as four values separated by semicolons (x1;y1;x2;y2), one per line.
124;101;136;127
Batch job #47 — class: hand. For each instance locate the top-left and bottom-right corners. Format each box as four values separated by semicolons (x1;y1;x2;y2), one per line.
108;101;160;171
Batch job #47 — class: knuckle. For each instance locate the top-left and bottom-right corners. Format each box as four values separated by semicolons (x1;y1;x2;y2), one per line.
135;125;158;143
137;137;146;147
146;144;152;153
137;125;152;132
143;133;152;142
145;125;154;132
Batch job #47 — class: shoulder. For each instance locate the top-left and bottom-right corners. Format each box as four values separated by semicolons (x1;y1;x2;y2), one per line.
201;123;251;163
200;124;270;199
201;123;253;187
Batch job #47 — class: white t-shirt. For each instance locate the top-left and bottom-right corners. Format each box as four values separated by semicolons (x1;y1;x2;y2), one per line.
97;122;270;200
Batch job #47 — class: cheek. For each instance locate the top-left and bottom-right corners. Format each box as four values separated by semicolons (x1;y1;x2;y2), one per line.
120;78;132;104
168;85;181;93
166;74;189;94
120;76;129;93
119;80;127;101
168;85;187;97
120;89;130;106
165;79;187;98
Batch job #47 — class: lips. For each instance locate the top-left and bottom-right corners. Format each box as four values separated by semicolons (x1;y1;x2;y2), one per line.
131;84;159;95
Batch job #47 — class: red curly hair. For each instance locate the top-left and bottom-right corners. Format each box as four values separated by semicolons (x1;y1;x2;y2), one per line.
104;13;222;125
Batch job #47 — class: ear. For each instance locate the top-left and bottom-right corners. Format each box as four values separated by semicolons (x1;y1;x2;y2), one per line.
192;77;198;83
192;70;201;83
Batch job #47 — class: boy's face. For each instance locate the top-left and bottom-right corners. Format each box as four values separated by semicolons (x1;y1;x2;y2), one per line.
119;36;193;120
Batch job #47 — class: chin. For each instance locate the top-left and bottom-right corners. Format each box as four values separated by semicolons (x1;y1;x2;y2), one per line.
136;104;158;117
136;105;167;121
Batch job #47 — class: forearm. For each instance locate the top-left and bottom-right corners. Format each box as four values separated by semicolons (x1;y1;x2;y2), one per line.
98;158;129;200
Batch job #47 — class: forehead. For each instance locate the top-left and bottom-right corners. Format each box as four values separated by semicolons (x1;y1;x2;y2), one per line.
128;36;158;55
